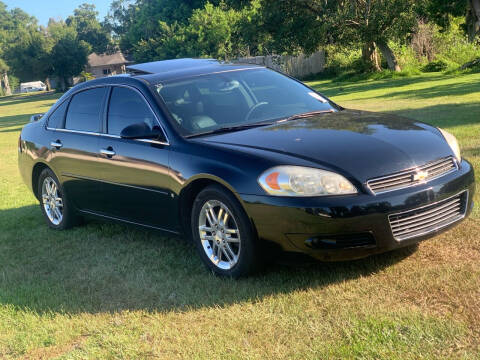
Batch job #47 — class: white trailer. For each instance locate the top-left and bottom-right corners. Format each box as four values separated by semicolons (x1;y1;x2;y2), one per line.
20;81;47;93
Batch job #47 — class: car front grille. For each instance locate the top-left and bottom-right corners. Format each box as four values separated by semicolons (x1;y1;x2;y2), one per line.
367;157;457;195
388;191;467;241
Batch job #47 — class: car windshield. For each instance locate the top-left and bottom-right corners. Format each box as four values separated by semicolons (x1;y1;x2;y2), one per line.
155;68;337;136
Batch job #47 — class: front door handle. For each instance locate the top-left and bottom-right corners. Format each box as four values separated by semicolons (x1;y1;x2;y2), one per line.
50;140;62;149
100;148;116;157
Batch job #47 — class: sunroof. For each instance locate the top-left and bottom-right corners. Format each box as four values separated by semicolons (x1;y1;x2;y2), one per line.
126;58;220;75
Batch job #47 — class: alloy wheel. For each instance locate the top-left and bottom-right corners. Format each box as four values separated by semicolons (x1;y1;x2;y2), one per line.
41;176;63;225
198;200;241;270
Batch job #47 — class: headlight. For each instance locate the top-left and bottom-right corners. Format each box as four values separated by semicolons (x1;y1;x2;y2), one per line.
258;166;357;196
438;128;461;162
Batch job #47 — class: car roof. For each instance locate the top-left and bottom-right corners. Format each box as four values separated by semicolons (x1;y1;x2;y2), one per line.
67;58;265;95
127;58;264;83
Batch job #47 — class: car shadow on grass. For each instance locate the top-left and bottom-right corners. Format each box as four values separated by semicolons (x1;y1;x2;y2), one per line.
0;204;417;315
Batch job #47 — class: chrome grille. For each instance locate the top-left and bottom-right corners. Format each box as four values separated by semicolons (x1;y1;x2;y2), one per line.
389;191;467;241
367;157;457;194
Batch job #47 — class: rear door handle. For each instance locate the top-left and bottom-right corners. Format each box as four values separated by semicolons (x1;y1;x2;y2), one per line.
50;140;62;149
100;148;116;157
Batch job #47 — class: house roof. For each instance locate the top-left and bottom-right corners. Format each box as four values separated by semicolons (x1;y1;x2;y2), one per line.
88;52;133;67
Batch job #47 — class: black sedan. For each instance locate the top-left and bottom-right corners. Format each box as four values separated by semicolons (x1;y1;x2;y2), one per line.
18;59;475;277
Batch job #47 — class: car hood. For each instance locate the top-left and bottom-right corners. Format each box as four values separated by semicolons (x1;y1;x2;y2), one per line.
198;110;454;182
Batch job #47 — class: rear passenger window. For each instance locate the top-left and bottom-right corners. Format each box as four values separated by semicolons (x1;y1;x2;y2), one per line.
107;87;157;136
65;87;106;132
47;100;68;129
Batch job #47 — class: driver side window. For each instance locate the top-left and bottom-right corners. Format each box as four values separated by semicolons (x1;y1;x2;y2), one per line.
107;86;159;136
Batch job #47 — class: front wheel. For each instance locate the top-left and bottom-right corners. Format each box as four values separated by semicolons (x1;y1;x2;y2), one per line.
191;185;261;278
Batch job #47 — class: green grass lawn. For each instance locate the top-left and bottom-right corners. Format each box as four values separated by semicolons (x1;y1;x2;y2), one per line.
0;73;479;359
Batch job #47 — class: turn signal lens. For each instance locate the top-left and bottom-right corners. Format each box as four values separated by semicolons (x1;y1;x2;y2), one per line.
258;166;357;197
265;172;280;190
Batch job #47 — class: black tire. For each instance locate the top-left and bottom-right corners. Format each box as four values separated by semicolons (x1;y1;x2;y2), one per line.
191;184;261;278
37;168;80;230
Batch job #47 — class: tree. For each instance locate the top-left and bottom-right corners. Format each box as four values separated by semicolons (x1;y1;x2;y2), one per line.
0;58;11;95
66;3;111;53
4;29;52;85
183;1;267;58
102;0;135;41
261;0;417;72
467;0;480;41
131;22;185;62
0;1;39;92
0;1;96;92
229;0;271;56
421;0;480;42
108;0;229;54
50;26;90;90
110;0;267;61
183;3;238;59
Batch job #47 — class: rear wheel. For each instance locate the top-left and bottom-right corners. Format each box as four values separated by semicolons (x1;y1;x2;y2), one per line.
191;185;260;277
38;168;80;229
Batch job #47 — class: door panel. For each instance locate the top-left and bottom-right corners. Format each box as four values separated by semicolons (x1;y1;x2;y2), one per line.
49;131;104;212
48;87;107;212
97;138;175;230
97;85;176;231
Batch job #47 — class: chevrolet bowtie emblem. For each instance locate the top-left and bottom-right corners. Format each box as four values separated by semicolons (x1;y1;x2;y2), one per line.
413;170;428;182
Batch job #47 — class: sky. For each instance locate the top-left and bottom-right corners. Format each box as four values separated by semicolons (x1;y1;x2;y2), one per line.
3;0;112;25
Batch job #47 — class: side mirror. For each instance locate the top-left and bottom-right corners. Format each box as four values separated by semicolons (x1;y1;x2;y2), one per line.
30;114;44;122
120;122;162;140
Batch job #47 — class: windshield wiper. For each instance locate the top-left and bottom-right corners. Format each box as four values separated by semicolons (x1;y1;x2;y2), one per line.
185;121;275;138
276;109;335;123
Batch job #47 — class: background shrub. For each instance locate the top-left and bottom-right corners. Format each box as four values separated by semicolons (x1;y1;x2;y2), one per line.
422;60;448;72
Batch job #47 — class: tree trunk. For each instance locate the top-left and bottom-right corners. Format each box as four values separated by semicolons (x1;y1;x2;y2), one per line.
59;77;66;92
45;77;51;91
467;0;480;42
377;40;401;72
362;42;381;72
1;71;12;96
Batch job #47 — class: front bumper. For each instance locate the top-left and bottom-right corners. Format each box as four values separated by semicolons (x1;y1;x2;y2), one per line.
240;159;475;261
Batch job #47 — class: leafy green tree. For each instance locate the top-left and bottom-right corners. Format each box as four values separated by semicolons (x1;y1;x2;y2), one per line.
229;0;271;56
258;0;319;55
117;0;267;61
107;0;229;54
261;0;417;72
0;4;37;34
50;26;90;90
0;1;96;92
66;3;111;53
131;22;186;62
420;0;480;42
77;70;95;83
102;0;135;41
0;1;39;91
47;18;70;41
184;0;267;58
183;3;238;59
4;29;52;84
